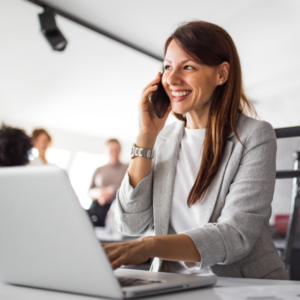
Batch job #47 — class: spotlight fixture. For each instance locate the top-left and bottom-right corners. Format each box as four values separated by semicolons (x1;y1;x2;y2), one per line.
38;8;67;51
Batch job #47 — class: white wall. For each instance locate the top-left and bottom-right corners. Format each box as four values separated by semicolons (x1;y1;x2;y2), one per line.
0;0;162;143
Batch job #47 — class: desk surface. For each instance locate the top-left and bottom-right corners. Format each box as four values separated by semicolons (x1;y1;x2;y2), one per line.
94;227;155;243
1;277;299;300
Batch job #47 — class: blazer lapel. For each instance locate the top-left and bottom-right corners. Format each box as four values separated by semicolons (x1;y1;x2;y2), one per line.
150;122;234;273
197;140;233;227
152;121;184;236
152;121;235;234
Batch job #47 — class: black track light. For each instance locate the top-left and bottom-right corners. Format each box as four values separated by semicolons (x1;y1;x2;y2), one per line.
38;8;67;51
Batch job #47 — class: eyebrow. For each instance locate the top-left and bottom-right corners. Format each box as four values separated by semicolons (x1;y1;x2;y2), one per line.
163;59;198;64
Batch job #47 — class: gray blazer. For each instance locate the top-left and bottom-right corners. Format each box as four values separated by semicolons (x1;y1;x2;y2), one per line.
115;114;285;278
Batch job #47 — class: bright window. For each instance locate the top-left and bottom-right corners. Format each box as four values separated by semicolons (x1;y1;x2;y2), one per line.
46;148;71;169
29;147;71;170
69;151;109;209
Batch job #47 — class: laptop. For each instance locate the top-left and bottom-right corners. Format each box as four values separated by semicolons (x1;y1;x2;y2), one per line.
0;166;217;298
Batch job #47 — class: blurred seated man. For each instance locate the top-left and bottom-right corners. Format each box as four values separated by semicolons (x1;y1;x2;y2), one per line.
0;124;32;167
87;139;128;227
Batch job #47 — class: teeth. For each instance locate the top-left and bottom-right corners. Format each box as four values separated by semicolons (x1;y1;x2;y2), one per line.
171;91;191;97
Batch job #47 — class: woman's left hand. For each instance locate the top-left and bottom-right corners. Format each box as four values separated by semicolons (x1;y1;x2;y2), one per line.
102;237;153;269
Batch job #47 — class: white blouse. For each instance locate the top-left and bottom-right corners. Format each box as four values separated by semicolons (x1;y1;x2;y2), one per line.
168;127;212;275
170;127;206;233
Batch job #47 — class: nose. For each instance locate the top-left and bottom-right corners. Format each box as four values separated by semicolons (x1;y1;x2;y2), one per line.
166;68;183;87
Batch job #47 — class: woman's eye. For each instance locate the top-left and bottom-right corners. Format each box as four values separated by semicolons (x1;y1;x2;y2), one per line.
184;65;195;70
164;65;171;70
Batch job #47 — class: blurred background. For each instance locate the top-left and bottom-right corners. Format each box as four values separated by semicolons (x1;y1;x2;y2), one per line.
0;0;299;222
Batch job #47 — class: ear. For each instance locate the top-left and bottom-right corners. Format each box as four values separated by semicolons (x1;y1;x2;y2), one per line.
217;62;230;85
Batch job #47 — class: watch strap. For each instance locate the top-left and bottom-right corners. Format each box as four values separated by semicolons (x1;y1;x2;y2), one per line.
131;144;155;159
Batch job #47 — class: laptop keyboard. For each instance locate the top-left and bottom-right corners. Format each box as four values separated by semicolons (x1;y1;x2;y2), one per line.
117;276;162;287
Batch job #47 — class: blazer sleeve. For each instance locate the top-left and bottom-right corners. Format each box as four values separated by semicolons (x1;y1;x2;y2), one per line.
183;121;277;269
114;166;154;236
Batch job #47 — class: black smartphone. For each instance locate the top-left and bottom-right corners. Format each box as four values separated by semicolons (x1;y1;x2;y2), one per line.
149;74;170;119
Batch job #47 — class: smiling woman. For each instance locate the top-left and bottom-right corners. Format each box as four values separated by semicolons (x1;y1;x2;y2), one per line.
104;21;288;280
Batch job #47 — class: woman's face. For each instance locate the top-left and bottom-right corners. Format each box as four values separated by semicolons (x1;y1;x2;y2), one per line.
34;133;50;153
162;40;220;116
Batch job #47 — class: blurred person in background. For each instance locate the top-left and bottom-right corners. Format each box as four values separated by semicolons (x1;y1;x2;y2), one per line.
30;128;52;165
0;124;32;167
87;139;128;227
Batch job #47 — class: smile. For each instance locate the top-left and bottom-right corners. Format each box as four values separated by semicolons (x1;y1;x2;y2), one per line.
171;90;192;97
170;90;192;102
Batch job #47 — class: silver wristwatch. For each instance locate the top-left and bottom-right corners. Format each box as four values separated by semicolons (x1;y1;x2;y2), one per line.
131;144;155;159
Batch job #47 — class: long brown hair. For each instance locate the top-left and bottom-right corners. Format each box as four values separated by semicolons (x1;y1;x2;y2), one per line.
164;21;256;207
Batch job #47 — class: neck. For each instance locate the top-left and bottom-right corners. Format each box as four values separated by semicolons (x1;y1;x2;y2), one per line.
39;152;47;164
185;104;210;129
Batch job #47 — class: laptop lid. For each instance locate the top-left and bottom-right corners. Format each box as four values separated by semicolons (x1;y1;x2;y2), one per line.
0;166;123;299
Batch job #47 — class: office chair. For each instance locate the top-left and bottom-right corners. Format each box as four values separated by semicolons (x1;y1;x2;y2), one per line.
274;126;300;280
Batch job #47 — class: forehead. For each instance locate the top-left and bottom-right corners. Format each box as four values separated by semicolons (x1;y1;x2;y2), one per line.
164;40;194;63
36;133;49;140
106;141;120;148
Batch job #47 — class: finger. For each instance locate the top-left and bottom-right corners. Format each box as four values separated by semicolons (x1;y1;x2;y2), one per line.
102;243;115;254
102;242;115;250
98;198;105;206
107;249;122;263
102;241;127;253
140;85;158;106
111;257;125;270
102;246;109;254
102;241;121;250
142;73;161;92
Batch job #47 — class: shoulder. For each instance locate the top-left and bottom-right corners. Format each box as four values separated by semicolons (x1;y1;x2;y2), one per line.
94;165;106;173
233;114;276;144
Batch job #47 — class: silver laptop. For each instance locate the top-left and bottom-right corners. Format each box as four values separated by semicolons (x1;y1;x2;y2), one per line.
0;166;217;298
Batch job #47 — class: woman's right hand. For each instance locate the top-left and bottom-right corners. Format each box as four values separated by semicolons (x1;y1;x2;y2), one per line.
137;72;171;148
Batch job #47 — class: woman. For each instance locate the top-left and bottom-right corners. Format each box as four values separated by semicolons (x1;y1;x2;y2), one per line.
30;128;52;165
104;21;287;279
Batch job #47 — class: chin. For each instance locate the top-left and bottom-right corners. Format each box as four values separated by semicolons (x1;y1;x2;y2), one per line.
171;100;193;114
172;106;190;116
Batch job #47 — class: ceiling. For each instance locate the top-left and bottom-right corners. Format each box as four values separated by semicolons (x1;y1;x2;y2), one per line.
1;0;300;142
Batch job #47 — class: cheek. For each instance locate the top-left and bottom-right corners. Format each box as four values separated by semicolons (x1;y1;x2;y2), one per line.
36;141;42;148
193;79;215;99
162;79;169;93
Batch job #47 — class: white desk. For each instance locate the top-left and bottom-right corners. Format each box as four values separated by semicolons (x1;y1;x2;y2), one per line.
94;227;155;243
1;277;299;300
